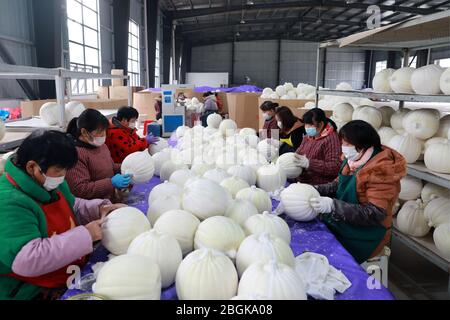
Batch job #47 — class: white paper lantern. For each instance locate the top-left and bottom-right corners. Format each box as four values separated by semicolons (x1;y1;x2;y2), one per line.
39;102;60;125
225;199;259;228
236;186;272;214
378;127;397;146
424;197;450;228
440;68;450;94
256;164;287;192
148;181;183;206
275;85;286;97
194;216;245;259
421;182;450;204
207;113;223;129
203;168;231;184
176;126;190;139
169;169;196;187
159;160;189;182
280;183;320;221
65;101;85;122
434;115;450;138
262;88;274;95
121;151;155;184
424;140;450;173
153;210;200;256
275;153;303;179
411;64;444;94
219;119;238;137
244;212;291;244
239;128;257;137
147;194;182;225
399;176;423;201
388;134;423;164
149;139;169;155
238;261;307;300
379;106;395;127
332;103;354;123
390;67;415;93
176;249;238;300
127;230;182;288
220;176;250;198
102;207;151;255
236;233;295;277
372;68;395;92
93;255;161;300
182;178;232;220
403;109;440;140
397;200;430;237
433;223;450;259
390;109;411;134
152;151;171;176
352;106;383;129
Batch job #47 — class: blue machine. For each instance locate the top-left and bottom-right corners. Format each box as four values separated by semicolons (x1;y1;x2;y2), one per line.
160;84;194;137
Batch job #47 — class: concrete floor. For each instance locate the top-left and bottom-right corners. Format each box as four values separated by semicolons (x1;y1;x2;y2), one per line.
387;237;449;300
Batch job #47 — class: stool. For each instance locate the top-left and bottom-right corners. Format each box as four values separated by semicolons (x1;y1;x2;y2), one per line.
361;246;391;288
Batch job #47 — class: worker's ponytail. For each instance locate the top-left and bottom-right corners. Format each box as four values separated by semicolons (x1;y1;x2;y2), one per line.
67;117;79;138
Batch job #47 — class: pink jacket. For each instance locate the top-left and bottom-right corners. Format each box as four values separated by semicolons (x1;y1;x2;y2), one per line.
11;198;110;277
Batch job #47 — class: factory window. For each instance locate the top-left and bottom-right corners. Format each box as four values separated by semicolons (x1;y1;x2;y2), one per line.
128;19;141;86
408;56;417;68
67;0;101;94
155;40;161;88
375;60;387;73
435;58;450;68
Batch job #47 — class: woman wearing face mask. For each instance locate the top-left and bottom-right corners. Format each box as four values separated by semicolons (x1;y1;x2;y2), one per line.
0;130;125;300
106;106;159;163
309;120;407;263
260;101;279;139
294;108;342;185
275;106;306;156
66;109;130;202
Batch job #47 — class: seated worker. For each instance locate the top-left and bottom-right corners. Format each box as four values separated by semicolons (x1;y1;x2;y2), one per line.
310;120;407;263
154;97;162;120
295;108;342;185
275;106;306;155
66;109;131;202
106;106;159;163
0;130;125;300
260;101;279;139
201;92;219;127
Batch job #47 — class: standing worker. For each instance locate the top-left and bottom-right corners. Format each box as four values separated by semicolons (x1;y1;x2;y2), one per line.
201;91;219;127
310;120;407;263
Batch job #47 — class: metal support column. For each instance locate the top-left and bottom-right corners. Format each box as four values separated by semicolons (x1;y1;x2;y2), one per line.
276;38;281;85
55;73;66;128
172;22;177;83
162;16;172;85
315;45;321;108
399;49;410;110
146;0;158;88
112;0;131;74
322;48;327;88
231;41;235;86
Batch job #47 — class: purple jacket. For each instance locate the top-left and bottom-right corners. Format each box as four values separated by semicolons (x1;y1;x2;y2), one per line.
204;96;218;112
11;198;111;277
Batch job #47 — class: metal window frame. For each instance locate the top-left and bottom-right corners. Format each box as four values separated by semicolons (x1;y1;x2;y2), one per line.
66;0;101;94
128;19;141;86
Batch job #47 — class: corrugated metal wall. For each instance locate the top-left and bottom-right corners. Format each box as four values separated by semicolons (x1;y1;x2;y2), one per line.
190;40;367;89
0;0;37;99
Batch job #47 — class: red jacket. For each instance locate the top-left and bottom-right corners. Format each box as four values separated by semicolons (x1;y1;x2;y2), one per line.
106;117;148;163
262;117;279;139
296;124;342;185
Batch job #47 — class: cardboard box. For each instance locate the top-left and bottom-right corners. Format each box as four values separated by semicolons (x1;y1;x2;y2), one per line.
109;86;145;103
226;93;261;130
111;69;124;87
97;86;109;99
133;91;161;120
258;98;331;129
20;99;129;118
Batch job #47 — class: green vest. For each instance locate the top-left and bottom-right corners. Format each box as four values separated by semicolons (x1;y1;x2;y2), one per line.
0;159;75;300
323;152;387;264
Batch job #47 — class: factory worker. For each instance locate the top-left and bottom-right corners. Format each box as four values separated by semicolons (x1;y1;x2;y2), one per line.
154;96;162;120
260;101;279;139
66;109;131;202
275;106;306;156
106;106;159;163
201;91;219;127
0;130;125;300
310;120;407;263
295;108;342;185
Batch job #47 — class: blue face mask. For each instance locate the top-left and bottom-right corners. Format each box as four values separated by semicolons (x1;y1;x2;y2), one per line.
305;127;317;137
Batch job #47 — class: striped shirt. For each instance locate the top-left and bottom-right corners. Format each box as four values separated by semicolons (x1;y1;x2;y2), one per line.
296;127;342;185
66;142;121;201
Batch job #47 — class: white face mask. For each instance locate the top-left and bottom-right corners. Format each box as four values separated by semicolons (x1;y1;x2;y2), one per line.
342;145;361;161
42;173;65;191
263;113;272;121
129;122;136;129
277;121;283;129
90;135;106;147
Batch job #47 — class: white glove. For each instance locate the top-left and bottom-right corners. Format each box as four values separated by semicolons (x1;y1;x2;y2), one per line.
294;154;310;169
310;197;334;214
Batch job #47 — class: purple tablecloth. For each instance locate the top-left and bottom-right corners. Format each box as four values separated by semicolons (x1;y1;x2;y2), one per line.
62;176;394;300
142;85;262;94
